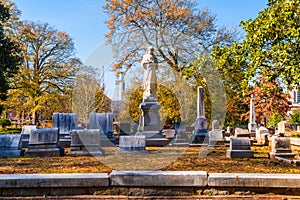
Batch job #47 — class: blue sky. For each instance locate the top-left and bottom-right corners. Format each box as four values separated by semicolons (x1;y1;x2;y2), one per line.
12;0;268;99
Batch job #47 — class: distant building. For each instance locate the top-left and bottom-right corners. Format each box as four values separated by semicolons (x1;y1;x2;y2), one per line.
288;88;300;115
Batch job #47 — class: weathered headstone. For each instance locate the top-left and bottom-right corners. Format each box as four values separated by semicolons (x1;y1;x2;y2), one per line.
278;121;290;134
20;125;37;148
248;94;257;137
191;86;208;144
52;113;77;147
173;122;189;146
226;137;254;158
208;120;225;147
256;126;269;145
0;134;23;158
68;129;105;156
234;128;251;138
88;113;114;146
269;137;295;159
116;136;148;154
24;128;64;157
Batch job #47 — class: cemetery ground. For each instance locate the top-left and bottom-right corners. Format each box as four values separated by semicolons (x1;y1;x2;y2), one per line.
1;145;300;174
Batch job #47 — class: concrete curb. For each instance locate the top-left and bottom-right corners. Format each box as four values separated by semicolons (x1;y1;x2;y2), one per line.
1;171;300;196
0;173;109;188
110;171;207;186
208;173;300;188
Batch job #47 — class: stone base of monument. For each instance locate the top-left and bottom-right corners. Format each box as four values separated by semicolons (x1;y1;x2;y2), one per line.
226;150;254;158
116;136;148;154
269;152;296;159
58;133;72;148
191;131;209;144
24;128;64;157
226;137;254;158
67;130;105;156
172;131;189;146
25;145;64;157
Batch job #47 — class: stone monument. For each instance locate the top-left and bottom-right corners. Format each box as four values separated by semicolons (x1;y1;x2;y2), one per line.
269;137;295;159
52;113;77;147
68;129;105;156
20;125;37;148
88;113;114;145
0;134;23;158
173;122;189;146
256;126;269;145
226;137;254;158
116;136;148;154
25;128;64;157
136;47;168;147
278;121;290;134
248;94;257;137
191;86;208;144
208;120;225;147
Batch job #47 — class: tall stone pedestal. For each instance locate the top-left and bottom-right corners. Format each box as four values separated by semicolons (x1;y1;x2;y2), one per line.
136;100;169;147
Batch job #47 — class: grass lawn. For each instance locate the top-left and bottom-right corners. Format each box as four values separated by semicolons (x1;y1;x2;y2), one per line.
0;146;300;174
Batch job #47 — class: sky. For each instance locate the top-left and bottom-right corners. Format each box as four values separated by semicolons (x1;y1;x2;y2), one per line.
12;0;268;99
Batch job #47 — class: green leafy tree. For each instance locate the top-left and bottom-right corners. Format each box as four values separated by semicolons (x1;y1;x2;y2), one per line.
5;21;80;124
290;110;300;124
240;0;300;88
211;0;299;126
0;0;21;113
267;112;285;127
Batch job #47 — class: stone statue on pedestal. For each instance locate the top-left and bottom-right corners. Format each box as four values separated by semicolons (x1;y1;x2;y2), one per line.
141;46;158;101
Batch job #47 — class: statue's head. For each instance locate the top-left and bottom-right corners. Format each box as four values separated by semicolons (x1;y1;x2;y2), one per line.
146;46;154;54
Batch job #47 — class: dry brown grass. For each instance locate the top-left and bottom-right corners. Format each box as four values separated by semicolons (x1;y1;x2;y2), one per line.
0;145;299;174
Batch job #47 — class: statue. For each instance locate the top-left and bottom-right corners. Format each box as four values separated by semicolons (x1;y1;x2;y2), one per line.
141;46;158;100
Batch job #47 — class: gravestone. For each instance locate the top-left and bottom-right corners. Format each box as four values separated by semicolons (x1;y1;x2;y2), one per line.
20;125;37;148
52;113;77;147
225;126;234;137
226;137;254;158
191;86;208;144
208;120;225;147
0;134;23;158
88;113;114;146
25;128;64;157
116;136;148;154
248;94;257;137
234;128;251;138
278;121;290;134
173;122;189;146
269;137;295;159
256;126;269;145
68;129;105;156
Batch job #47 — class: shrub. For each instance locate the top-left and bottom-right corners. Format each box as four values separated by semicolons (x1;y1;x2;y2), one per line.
0;119;11;128
267;112;285;127
290;110;300;124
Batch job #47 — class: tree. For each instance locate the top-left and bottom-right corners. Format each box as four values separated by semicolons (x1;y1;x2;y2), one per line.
103;0;236;74
211;0;299;126
72;66;111;127
5;21;80;124
241;78;291;125
240;0;299;89
0;0;21;113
